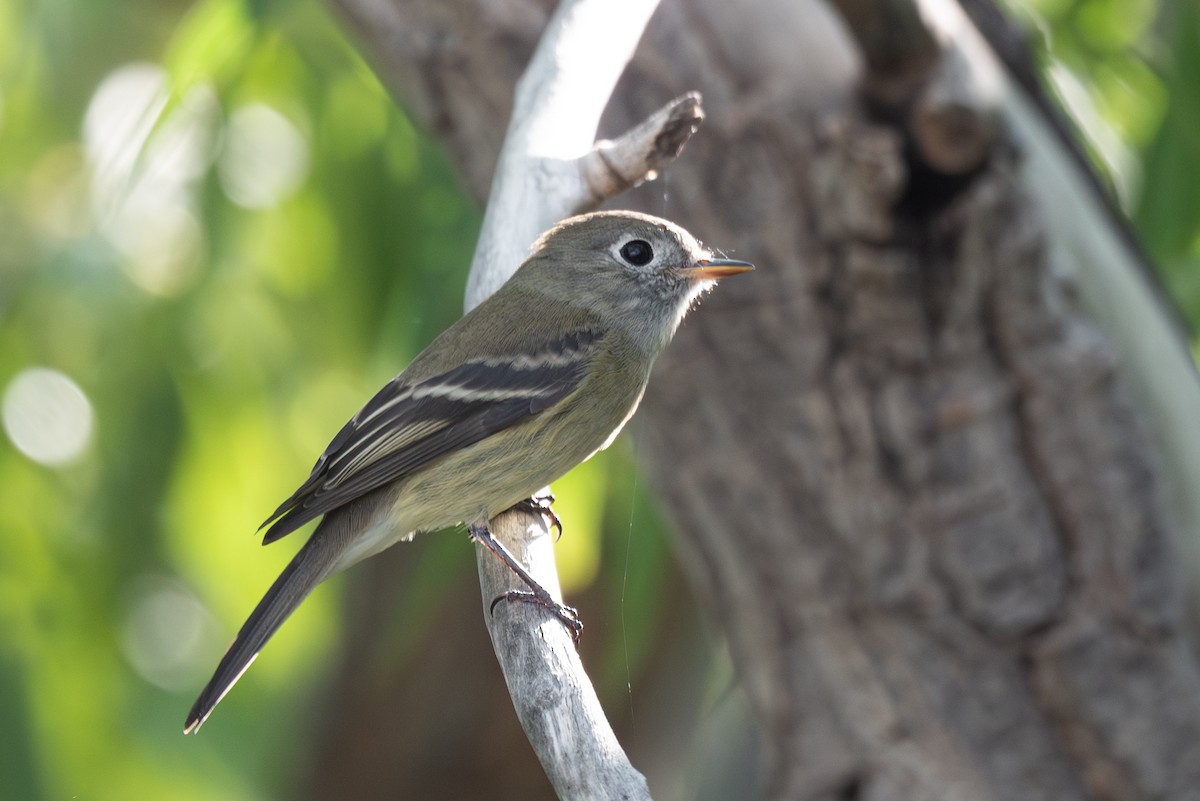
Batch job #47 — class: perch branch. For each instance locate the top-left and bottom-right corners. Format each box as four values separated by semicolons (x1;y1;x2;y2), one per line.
464;0;697;308
464;0;703;798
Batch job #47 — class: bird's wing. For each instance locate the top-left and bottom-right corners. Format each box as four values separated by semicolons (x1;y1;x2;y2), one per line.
259;327;603;543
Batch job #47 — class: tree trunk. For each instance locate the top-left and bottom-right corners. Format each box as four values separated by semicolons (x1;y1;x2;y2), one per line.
313;0;1200;798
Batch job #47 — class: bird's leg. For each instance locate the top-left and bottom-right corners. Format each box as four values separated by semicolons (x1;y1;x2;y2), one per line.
468;521;583;642
512;491;563;541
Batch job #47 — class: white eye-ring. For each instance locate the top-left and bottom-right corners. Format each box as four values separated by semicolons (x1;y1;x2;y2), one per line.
618;239;654;266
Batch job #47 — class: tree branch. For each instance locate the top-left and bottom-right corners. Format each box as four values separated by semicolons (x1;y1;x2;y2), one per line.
826;0;940;104
465;0;689;309
476;507;652;801
463;1;703;798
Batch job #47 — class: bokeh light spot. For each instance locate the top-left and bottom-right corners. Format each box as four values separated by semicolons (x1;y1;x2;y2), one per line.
108;193;205;296
219;103;309;209
83;63;169;213
120;575;215;691
84;64;217;296
2;367;94;466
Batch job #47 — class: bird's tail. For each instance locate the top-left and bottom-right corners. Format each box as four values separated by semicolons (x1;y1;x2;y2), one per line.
183;530;342;734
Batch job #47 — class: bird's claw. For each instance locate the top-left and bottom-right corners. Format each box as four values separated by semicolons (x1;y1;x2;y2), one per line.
490;589;583;642
512;494;563;541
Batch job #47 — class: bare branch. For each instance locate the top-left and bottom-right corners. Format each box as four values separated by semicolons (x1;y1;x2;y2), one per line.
462;0;705;798
477;508;652;801
827;0;941;104
581;92;705;203
909;42;998;175
465;0;694;309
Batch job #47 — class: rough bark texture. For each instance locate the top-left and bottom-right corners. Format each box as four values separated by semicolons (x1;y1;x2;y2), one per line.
316;0;1200;799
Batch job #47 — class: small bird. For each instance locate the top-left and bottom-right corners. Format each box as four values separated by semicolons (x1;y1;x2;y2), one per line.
183;210;752;733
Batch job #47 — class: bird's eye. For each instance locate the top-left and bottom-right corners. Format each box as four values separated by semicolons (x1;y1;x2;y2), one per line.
619;239;654;266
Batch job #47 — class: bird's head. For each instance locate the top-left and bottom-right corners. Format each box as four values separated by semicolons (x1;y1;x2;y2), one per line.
519;210;753;355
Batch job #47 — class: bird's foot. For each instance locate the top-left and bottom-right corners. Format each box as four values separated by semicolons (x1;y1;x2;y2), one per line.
469;521;582;642
490;590;583;642
511;493;563;541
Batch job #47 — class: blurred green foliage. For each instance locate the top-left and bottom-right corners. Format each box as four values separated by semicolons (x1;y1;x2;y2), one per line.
0;0;486;797
1018;0;1200;323
1;0;1197;799
0;0;675;797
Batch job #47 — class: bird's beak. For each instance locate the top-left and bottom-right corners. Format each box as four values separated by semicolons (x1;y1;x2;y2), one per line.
684;257;754;280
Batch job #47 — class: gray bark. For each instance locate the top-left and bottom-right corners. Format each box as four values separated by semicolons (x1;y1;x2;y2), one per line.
316;0;1200;799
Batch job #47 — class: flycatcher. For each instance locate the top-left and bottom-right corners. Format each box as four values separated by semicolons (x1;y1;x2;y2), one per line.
184;210;752;733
